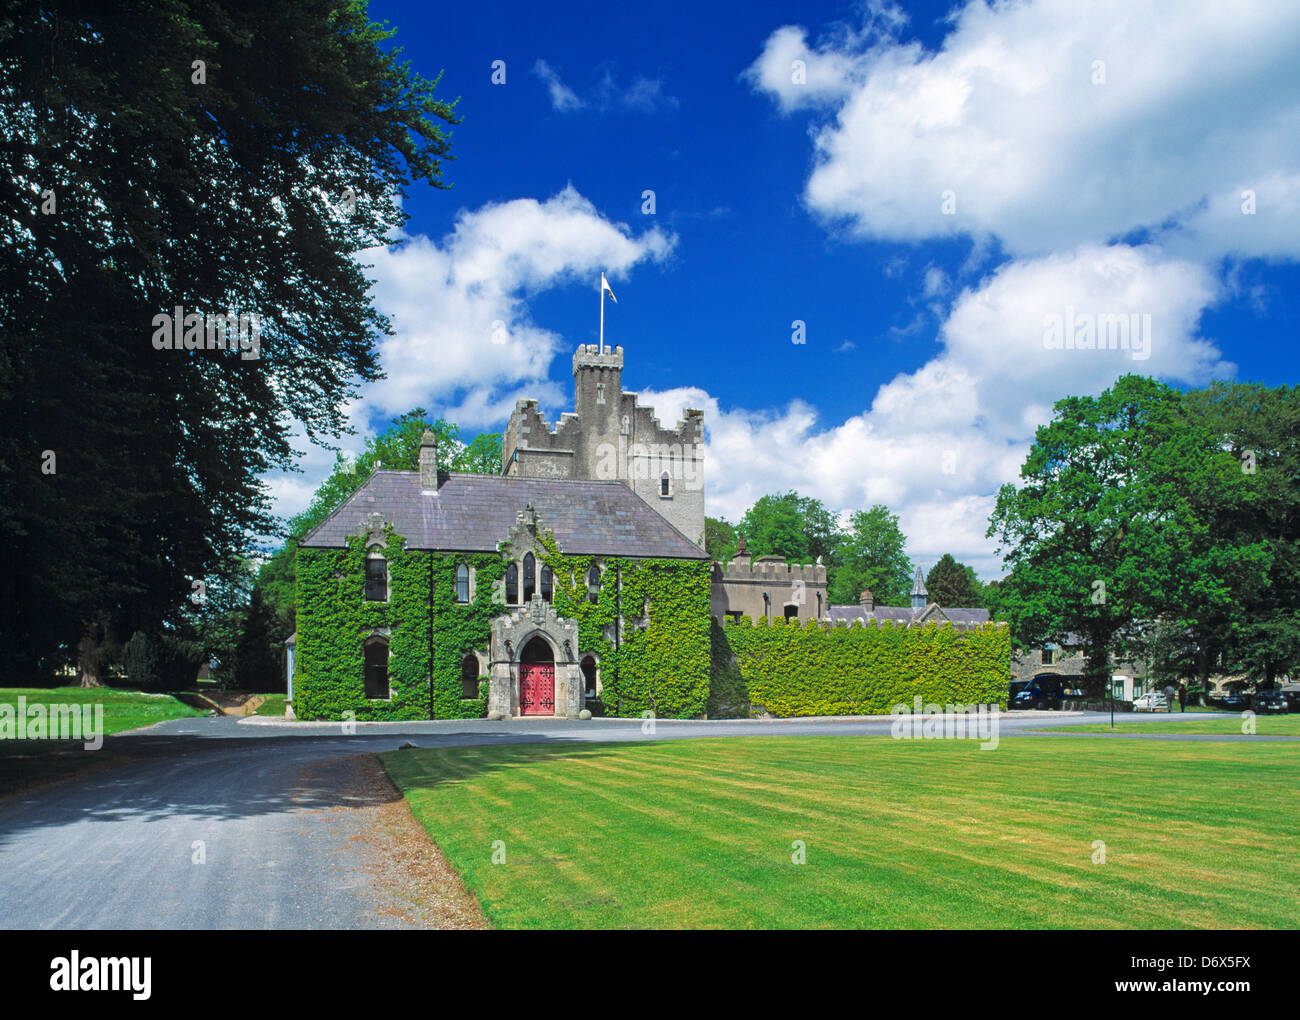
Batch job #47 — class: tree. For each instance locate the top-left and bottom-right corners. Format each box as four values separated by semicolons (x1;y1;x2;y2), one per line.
233;588;282;693
987;375;1262;678
925;554;983;608
737;492;843;565
827;505;912;606
705;516;738;562
452;432;503;474
0;1;459;683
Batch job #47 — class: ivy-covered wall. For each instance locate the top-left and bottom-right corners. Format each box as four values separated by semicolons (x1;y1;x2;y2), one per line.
295;527;503;721
712;617;1012;718
294;525;713;721
540;537;713;719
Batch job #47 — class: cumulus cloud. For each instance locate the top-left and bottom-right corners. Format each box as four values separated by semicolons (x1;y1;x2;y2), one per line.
748;0;1300;261
264;186;674;524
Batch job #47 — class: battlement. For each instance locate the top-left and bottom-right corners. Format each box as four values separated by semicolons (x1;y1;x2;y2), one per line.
717;556;828;584
573;344;624;373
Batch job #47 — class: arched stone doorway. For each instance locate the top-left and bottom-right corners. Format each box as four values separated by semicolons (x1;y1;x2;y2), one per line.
519;636;556;715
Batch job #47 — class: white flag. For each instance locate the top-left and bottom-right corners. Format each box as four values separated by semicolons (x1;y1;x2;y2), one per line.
602;272;618;303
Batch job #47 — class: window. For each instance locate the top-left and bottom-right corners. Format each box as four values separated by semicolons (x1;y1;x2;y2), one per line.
460;654;480;699
540;563;553;601
1042;645;1055;665
523;552;536;601
586;565;601;604
816;592;823;618
506;562;518;604
660;472;671;497
784;605;799;621
365;555;387;602
581;656;598;698
727;611;743;623
364;637;389;699
455;563;469;604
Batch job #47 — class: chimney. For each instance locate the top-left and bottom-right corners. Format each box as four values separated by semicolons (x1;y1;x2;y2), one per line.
859;589;874;612
419;430;439;491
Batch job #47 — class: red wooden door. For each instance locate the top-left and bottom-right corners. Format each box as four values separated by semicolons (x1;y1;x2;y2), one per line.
519;663;555;716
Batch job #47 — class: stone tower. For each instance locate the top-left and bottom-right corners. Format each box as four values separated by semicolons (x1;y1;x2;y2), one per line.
501;345;706;547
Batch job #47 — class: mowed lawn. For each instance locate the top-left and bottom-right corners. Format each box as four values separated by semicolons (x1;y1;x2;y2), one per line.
0;687;206;737
381;735;1300;929
1054;715;1300;736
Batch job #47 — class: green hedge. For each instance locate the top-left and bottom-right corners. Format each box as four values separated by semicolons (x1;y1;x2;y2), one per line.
713;616;1011;717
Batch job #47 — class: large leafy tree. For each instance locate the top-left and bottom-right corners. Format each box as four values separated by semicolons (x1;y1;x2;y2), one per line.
1182;382;1300;685
0;1;459;682
925;554;983;608
737;491;842;565
704;516;738;562
987;375;1263;678
826;505;912;606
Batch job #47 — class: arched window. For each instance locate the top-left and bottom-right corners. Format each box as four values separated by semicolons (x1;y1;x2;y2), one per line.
660;472;671;497
523;552;536;601
365;552;388;602
540;563;553;601
506;562;518;604
586;565;601;604
581;655;598;698
817;592;823;618
364;637;389;699
460;654;480;698
455;563;470;604
784;605;799;621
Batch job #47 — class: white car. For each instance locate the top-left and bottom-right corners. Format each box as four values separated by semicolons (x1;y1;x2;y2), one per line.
1132;692;1169;712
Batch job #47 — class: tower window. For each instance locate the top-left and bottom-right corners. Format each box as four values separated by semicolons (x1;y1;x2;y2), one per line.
586;565;601;604
455;563;470;604
540;563;553;601
506;562;518;604
596;382;605;405
660;472;671;497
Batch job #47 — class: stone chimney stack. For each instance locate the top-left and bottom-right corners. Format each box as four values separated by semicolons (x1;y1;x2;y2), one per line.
419;430;439;491
859;589;874;612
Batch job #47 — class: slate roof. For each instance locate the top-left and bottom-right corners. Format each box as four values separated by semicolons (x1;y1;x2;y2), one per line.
299;470;707;560
828;604;991;628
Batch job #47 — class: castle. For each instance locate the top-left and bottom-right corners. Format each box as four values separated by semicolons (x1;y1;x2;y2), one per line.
291;344;987;721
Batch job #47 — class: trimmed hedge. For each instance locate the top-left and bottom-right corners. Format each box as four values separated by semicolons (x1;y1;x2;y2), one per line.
713;616;1012;717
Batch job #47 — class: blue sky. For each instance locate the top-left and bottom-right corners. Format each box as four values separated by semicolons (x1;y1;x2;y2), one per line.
268;0;1300;578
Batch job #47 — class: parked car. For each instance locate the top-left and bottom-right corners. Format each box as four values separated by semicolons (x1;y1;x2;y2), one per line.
1212;687;1250;711
1009;674;1064;710
1282;686;1300;712
1132;692;1169;712
1253;689;1289;714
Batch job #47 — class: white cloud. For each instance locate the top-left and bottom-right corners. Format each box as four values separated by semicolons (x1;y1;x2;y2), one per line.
533;59;584;111
748;0;1300;261
264;186;674;524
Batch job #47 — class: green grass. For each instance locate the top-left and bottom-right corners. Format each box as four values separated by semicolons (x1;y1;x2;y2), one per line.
254;694;288;716
0;686;206;737
1054;714;1300;736
381;735;1300;929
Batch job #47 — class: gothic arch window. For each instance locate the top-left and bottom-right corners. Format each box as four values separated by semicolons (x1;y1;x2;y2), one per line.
540;563;553;602
586;565;601;604
581;655;599;699
455;563;470;604
363;636;389;699
660;472;672;497
460;654;480;698
365;549;388;602
506;562;518;604
523;552;536;602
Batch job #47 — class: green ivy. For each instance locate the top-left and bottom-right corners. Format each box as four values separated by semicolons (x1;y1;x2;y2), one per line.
713;616;1011;717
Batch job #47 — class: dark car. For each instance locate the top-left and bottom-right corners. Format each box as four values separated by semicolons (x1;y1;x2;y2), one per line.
1281;686;1300;712
1009;674;1064;710
1212;687;1250;711
1253;689;1289;714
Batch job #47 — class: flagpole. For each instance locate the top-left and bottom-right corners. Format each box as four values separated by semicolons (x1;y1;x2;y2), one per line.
599;272;605;354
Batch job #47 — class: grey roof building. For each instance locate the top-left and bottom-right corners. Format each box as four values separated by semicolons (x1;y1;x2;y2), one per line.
827;572;990;630
300;466;707;560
